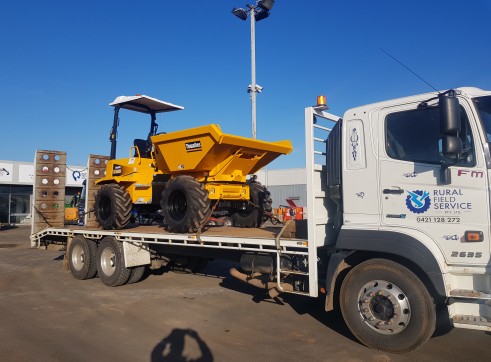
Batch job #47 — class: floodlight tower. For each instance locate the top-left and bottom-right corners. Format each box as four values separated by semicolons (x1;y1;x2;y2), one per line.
231;0;275;139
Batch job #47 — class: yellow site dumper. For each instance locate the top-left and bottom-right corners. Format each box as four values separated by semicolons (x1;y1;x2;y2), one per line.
94;94;292;232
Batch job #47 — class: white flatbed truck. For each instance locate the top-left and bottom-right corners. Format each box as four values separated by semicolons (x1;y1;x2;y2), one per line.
31;87;491;353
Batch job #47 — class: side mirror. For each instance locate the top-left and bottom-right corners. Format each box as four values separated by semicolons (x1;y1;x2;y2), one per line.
439;91;461;136
439;91;462;158
439;91;462;185
442;135;463;157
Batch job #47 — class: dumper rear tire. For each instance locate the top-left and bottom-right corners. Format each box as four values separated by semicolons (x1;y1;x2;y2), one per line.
232;182;271;228
161;176;210;233
94;184;132;230
68;235;98;280
340;259;436;353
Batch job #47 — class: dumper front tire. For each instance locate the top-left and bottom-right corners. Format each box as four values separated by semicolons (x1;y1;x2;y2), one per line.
68;235;98;280
161;176;210;233
340;259;436;353
94;184;132;230
232;182;272;228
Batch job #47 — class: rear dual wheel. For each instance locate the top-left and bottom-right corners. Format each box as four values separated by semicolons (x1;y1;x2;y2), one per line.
95;237;145;286
96;236;132;287
68;235;145;286
127;265;146;284
68;235;98;280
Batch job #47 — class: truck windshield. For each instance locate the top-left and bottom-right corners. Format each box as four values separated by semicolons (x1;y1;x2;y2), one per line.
474;96;491;142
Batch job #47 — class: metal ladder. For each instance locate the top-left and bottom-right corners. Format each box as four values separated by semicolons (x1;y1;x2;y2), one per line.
274;220;310;297
272;105;340;298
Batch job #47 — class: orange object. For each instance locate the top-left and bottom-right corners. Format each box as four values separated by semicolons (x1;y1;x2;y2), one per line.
317;95;327;107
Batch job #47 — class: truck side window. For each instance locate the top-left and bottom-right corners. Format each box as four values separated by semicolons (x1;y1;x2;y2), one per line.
474;96;491;142
385;106;475;166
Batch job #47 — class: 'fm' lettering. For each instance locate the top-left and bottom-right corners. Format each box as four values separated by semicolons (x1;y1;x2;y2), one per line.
457;169;484;178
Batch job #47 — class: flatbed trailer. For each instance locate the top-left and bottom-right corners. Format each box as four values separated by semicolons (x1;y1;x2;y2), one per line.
30;222;313;295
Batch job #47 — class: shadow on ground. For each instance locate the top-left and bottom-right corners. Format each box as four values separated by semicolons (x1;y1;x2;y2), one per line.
216;266;360;346
151;328;213;362
0;225;19;231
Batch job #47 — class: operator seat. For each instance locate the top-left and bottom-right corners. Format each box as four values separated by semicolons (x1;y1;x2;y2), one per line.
134;139;151;158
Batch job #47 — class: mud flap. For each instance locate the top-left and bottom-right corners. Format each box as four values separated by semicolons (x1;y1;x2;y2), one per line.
123;241;151;267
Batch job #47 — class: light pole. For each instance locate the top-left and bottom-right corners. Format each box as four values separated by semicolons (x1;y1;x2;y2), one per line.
231;0;275;139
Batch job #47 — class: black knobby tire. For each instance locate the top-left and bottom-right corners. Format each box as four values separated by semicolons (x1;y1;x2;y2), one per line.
232;182;272;228
127;265;146;284
340;259;436;353
94;184;132;230
261;189;273;224
161;176;210;233
96;236;131;287
68;235;98;280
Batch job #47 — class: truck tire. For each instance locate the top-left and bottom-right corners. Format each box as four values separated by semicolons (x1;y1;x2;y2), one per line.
340;258;436;353
96;236;131;287
68;235;98;280
232;182;272;228
127;265;146;284
161;176;210;233
94;184;132;230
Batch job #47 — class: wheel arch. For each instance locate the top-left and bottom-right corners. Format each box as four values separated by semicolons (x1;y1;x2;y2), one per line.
325;229;447;312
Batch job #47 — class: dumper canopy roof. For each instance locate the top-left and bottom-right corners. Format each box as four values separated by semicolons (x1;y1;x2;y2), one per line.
110;95;184;114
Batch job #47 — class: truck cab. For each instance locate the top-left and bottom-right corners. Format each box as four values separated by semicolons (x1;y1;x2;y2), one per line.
339;88;491;266
312;87;491;352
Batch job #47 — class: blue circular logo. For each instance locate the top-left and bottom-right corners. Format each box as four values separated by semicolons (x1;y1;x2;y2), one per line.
405;190;431;214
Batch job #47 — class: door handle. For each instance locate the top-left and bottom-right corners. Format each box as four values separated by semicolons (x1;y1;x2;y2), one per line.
383;187;404;195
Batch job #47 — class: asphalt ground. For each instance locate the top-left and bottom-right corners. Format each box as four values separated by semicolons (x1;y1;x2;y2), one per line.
0;225;489;362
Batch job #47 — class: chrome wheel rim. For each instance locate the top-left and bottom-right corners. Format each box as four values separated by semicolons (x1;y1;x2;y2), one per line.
71;244;85;271
357;279;411;334
100;247;116;276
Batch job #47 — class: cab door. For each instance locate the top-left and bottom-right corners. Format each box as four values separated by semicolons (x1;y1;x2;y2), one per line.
378;98;489;266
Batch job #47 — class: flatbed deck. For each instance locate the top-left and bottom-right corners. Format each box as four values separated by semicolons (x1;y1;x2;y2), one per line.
31;223;309;256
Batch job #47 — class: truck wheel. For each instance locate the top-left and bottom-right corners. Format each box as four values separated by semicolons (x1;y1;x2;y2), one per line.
161;176;210;233
96;236;131;287
127;265;146;284
68;235;97;280
232;182;271;228
94;184;132;230
340;259;436;353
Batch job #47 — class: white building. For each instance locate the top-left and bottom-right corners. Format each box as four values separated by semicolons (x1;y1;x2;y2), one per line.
0;159;87;224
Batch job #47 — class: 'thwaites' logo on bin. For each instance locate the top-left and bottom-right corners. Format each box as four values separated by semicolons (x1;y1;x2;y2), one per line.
405;190;431;214
112;164;122;175
185;141;202;152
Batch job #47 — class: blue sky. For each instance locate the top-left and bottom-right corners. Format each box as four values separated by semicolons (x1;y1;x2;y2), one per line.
1;0;490;169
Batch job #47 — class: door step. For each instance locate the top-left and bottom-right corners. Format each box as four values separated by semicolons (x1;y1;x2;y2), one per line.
453;315;491;329
449;289;491;300
280;269;309;276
